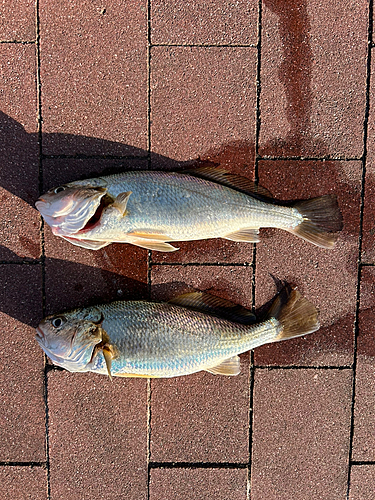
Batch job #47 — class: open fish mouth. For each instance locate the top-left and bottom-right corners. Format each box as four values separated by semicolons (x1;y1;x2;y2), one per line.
35;327;45;344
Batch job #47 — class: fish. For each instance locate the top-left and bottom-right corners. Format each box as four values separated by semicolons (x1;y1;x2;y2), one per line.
35;167;343;252
35;289;319;379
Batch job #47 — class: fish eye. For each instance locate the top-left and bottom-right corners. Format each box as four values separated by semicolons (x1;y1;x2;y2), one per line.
51;317;66;328
54;186;66;194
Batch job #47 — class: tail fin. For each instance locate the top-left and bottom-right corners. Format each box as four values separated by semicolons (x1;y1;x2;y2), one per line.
289;195;343;249
270;289;320;341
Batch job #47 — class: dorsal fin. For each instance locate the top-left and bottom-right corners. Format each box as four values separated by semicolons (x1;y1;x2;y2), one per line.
183;165;273;199
168;291;256;325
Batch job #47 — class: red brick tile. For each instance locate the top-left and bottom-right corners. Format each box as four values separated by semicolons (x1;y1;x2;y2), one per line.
0;265;45;462
0;1;35;41
362;57;375;263
352;267;375;461
251;369;352;500
44;225;148;315
42;158;148;192
150;468;247;500
254;160;361;366
349;465;375;500
150;265;251;463
40;0;148;155
151;47;257;164
259;0;367;158
48;371;147;500
151;0;258;45
0;466;47;500
0;45;40;261
151;264;253;308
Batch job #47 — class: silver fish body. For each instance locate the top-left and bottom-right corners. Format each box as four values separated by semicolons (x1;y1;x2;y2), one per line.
36;170;343;251
36;290;319;379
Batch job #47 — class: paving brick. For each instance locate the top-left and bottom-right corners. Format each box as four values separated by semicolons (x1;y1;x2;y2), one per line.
151;47;257;164
0;466;47;500
251;368;352;500
0;265;45;462
44;227;148;315
151;0;258;45
40;0;148;156
48;371;147;500
0;45;40;261
254;160;361;366
352;267;375;461
362;57;375;263
150;265;251;463
150;468;247;500
0;1;35;41
349;465;375;500
259;0;367;158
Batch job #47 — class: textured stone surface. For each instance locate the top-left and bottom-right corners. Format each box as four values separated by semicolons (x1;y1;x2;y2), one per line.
151;0;258;45
150;468;248;500
254;160;361;366
0;466;47;500
48;371;148;500
40;0;148;155
151;47;257;163
0;45;40;261
0;265;45;462
259;0;367;158
349;465;375;500
352;267;375;461
363;57;375;263
251;369;352;500
0;1;35;41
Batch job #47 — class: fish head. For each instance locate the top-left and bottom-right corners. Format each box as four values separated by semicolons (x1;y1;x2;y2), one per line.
35;183;107;235
35;307;106;372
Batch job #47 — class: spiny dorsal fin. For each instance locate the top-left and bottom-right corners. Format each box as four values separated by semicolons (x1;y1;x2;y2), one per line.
205;356;241;376
168;291;256;325
184;165;273;199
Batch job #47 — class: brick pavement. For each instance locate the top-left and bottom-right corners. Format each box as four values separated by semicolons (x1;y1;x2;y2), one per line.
0;1;374;499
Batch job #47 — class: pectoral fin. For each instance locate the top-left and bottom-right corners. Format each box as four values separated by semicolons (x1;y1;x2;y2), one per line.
111;191;132;216
223;228;260;243
205;356;241;376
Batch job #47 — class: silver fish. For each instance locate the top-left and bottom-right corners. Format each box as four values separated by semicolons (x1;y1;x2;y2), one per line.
35;168;343;252
35;289;319;379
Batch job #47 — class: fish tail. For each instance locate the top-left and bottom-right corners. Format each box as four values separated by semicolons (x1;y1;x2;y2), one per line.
289;195;343;249
269;289;320;341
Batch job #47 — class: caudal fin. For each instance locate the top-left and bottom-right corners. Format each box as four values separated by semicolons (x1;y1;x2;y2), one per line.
289;195;343;249
270;289;320;341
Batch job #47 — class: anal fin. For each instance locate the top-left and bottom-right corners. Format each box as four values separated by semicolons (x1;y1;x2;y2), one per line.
205;356;240;376
223;228;260;243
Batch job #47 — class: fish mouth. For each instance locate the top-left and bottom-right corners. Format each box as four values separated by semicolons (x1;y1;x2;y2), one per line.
35;327;45;345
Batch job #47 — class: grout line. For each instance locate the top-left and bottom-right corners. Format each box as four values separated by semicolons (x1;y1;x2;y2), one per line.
0;40;35;44
351;460;375;466
0;461;47;467
42;154;149;160
151;43;257;48
149;462;248;469
0;260;42;265
255;365;352;370
258;155;363;161
36;2;51;499
150;261;254;267
346;1;373;498
248;1;263;497
146;378;152;500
